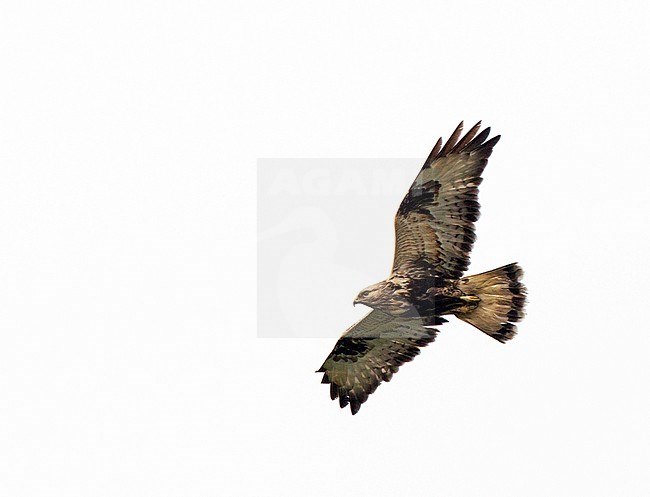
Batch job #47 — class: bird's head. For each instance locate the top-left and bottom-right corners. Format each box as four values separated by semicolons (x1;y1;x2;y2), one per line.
354;280;413;316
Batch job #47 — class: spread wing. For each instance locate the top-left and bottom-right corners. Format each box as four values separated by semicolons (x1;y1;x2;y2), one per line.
316;310;440;415
392;121;500;279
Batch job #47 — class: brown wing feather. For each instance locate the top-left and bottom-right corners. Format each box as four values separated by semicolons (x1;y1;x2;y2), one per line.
393;121;500;279
317;310;438;415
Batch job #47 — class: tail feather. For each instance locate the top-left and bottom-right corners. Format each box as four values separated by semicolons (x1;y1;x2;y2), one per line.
455;263;527;343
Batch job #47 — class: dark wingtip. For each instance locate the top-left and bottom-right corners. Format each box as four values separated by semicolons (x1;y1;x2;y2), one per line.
484;135;501;148
426;120;500;162
438;121;465;157
424;137;443;167
330;383;338;401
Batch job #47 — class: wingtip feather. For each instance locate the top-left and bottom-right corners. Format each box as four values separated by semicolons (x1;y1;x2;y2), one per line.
438;121;464;157
424;120;499;164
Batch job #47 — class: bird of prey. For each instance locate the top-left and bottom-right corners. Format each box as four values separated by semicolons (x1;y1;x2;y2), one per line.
316;121;527;415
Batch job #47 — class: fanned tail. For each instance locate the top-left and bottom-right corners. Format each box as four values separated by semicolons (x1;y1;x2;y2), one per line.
455;263;527;343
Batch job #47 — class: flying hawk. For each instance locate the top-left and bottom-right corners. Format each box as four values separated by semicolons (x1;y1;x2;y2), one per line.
317;121;527;414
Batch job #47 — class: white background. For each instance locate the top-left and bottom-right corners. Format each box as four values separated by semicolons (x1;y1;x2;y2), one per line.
1;1;649;496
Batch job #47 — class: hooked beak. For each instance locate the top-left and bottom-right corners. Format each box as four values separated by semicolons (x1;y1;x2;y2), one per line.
353;299;360;306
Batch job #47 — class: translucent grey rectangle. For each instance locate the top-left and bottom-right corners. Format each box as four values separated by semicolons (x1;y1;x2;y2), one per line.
257;158;420;338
